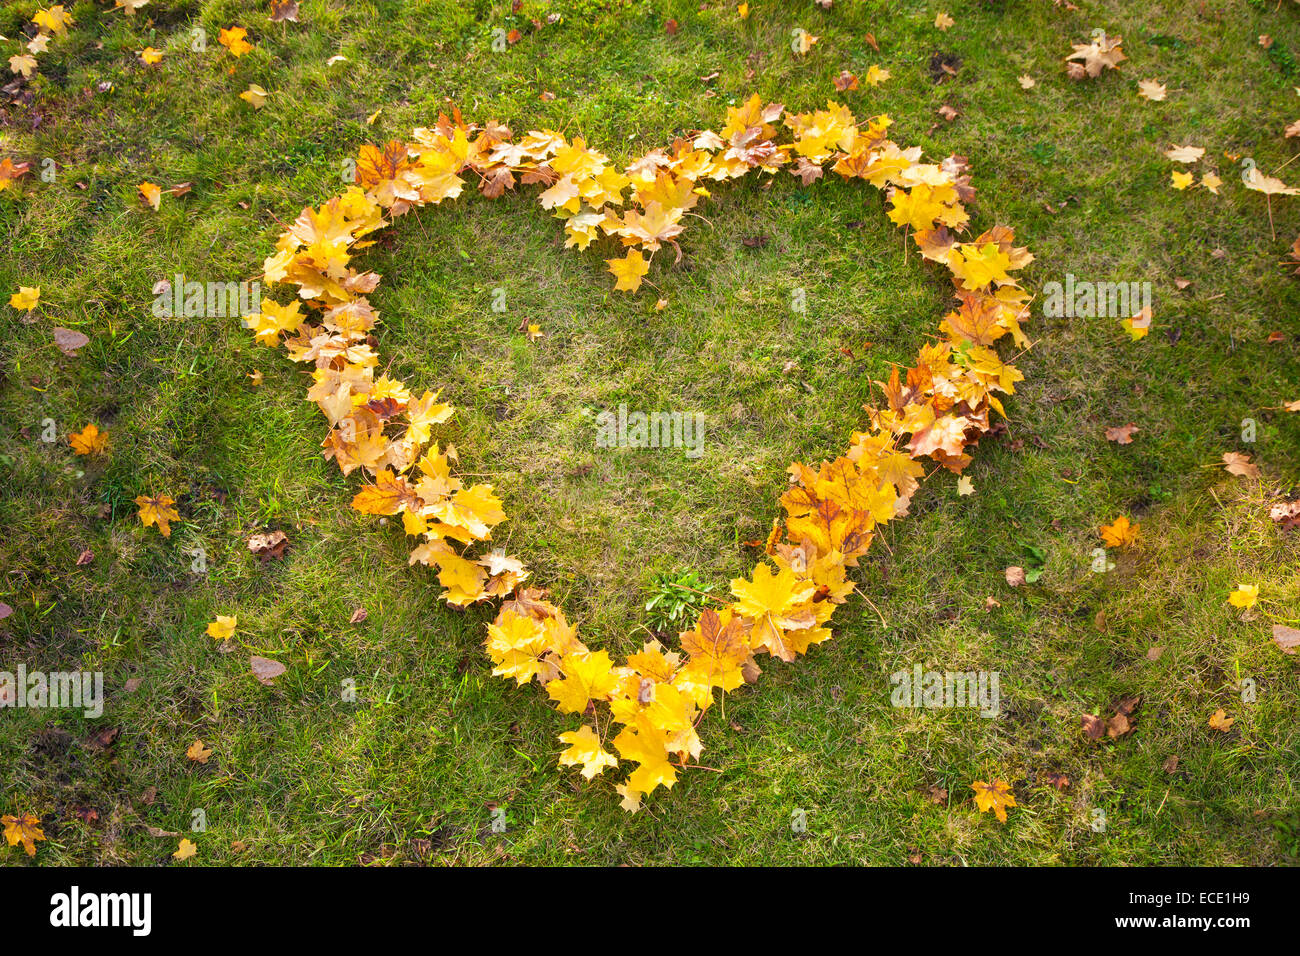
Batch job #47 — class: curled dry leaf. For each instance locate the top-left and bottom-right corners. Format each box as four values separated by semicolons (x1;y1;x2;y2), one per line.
1004;565;1026;587
1268;500;1300;529
1043;771;1070;791
1065;33;1126;80
248;529;289;561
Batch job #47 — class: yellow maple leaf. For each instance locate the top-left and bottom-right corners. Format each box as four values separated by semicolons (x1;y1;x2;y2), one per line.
185;739;213;763
32;6;74;35
1099;515;1139;549
1170;170;1194;190
205;615;238;641
678;608;749;694
547;650;619;714
140;47;163;65
173;838;197;860
351;469;423;516
485;611;549;685
971;779;1016;822
1228;584;1259;609
134;493;180;536
69;423;108;455
403;390;454;446
730;563;818;662
218;26;253;57
10;286;40;310
246;299;303;343
558;725;619;779
606;249;650;292
947;242;1011;290
613;725;678;796
1208;708;1234;732
864;64;891;86
2;813;46;856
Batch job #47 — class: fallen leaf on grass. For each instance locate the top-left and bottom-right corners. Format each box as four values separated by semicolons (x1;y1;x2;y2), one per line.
2;813;45;856
269;0;300;22
53;327;89;356
69;423;107;455
248;530;288;561
1122;305;1151;339
1269;500;1300;528
137;181;162;210
1208;708;1234;732
10;286;40;310
1164;144;1204;163
1083;695;1140;739
185;740;213;763
1105;423;1139;444
206;615;237;641
1005;565;1026;587
1100;515;1139;548
971;779;1015;822
173;838;197;860
349;606;368;623
218;26;253;57
864;64;890;86
134;494;179;536
239;84;269;109
1137;79;1167;101
1272;624;1300;654
85;727;120;751
1017;75;1035;89
1065;33;1126;80
1106;695;1140;738
1043;771;1070;791
1228;584;1259;609
1222;452;1260;478
250;656;286;686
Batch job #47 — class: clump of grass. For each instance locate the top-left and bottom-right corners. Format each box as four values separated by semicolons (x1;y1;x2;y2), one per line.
644;570;716;633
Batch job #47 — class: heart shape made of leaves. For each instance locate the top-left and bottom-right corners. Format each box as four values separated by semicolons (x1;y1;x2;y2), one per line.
246;96;1033;811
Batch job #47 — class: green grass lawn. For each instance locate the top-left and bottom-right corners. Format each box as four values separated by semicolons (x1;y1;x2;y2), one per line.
2;0;1298;865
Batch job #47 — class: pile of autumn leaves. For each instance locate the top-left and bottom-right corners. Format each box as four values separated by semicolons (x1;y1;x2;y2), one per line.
242;95;1032;811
